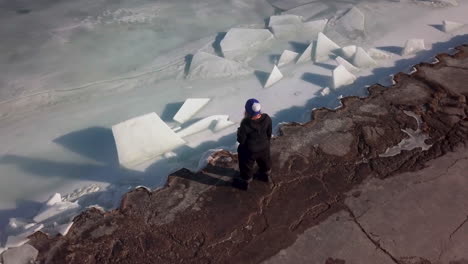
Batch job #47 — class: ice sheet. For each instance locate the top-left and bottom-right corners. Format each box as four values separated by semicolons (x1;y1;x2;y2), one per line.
173;98;211;124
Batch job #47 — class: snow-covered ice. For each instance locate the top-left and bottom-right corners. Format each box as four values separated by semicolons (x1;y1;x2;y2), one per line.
1;244;38;264
296;43;314;63
264;65;284;88
315;32;341;62
336;56;359;73
278;50;299;67
173;98;211;124
187;52;252;79
402;39;426;56
332;65;357;89
442;20;464;33
112;113;186;168
220;28;274;61
352;47;377;68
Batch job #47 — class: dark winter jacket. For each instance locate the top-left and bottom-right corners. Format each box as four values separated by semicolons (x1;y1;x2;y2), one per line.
237;114;272;153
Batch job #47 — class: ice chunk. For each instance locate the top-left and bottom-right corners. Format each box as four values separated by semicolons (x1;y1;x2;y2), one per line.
368;48;391;60
173;98;211;124
296;42;314;63
268;0;322;10
442;20;464;33
278;50;299;67
315;32;341;62
334;6;365;39
56;222;73;236
187;52;252;79
220;28;274;61
284;2;329;21
301;19;328;39
46;193;62;206
213;117;236;132
177;115;234;138
270;24;300;39
352;47;377;68
2;244;38;264
5;236;29;249
321;87;331;96
5;223;44;248
112;113;186;168
340;45;357;60
33;200;80;223
332;65;357;89
269;14;303;26
402;39;425;56
264;65;284;88
335;56;359;73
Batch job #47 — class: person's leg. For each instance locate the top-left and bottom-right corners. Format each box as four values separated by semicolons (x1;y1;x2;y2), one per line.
235;147;255;190
255;148;272;182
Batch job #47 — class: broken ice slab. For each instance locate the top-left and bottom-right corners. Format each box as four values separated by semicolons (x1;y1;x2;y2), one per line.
176;115;235;138
112;112;186;168
332;65;357;89
284;2;329;21
268;14;303;26
33;200;80;223
5;223;44;248
56;222;74;236
268;0;321;11
187;51;252;80
402;39;425;56
336;56;359;73
315;32;341;63
220;28;274;61
270;24;301;39
339;45;357;60
2;244;38;264
264;65;284;88
173;98;211;124
442;20;464;33
352;47;377;68
296;42;314;64
333;6;365;39
301;19;328;39
278;50;299;67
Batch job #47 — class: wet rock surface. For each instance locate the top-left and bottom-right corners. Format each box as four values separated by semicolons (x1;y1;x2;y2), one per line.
27;46;468;264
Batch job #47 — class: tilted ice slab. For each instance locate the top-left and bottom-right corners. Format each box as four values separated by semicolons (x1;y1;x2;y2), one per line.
368;48;392;60
112;112;186;168
220;28;274;61
296;43;314;63
56;222;74;236
264;65;284;88
301;19;328;39
339;45;357;60
270;24;301;39
268;0;321;11
269;14;303;26
278;50;299;67
315;32;341;62
173;98;211;124
187;52;252;80
442;20;464;33
2;244;38;264
402;39;426;56
380;111;432;157
352;47;377;68
177;115;235;138
33;193;80;223
5;223;44;248
284;2;329;21
332;65;357;89
336;56;359;73
334;6;365;39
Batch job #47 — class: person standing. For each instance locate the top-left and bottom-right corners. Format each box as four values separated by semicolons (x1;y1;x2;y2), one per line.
234;98;272;190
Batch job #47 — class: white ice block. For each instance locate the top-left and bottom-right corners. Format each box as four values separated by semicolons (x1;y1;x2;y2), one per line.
278;50;299;67
352;47;377;68
56;222;74;236
321;87;331;96
368;48;391;60
442;20;463;32
269;14;303;26
112;113;186;168
264;65;284;88
301;19;328;38
220;28;274;61
46;193;62;206
336;56;359;73
5;236;29;249
296;42;314;63
340;45;357;60
187;52;252;79
334;6;365;38
173;98;211;124
270;24;300;39
315;32;341;62
333;65;357;89
213;118;236;132
177;115;234;138
2;244;38;264
402;39;425;56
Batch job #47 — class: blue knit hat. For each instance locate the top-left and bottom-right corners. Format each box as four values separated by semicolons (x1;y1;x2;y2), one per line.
245;98;262;116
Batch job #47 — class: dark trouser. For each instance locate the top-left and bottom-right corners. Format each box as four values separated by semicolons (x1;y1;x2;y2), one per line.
238;146;271;181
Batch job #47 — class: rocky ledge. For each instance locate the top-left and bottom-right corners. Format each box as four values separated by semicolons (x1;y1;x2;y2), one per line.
25;45;468;264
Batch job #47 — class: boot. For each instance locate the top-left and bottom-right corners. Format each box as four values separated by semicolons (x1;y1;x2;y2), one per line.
255;170;271;183
232;178;249;191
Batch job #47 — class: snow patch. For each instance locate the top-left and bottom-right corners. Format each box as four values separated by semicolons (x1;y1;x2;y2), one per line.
402;39;426;56
336;56;359;73
315;32;341;62
112;112;186;168
278;50;299;67
1;244;38;264
332;65;357;89
296;43;314;63
187;52;252;79
442;20;464;33
264;65;284;88
177;115;235;138
368;48;392;60
220;28;274;61
173;98;211;124
352;47;377;68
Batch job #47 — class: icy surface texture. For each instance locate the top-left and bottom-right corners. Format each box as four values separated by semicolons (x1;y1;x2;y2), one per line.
2;244;38;264
187;52;252;79
368;48;391;60
173;98;211;124
332;65;357;89
315;32;341;62
33;193;80;223
264;65;284;88
220;28;274;61
278;50;299;67
301;19;328;39
112;113;186;168
402;39;426;56
284;2;329;21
